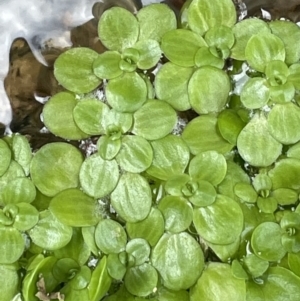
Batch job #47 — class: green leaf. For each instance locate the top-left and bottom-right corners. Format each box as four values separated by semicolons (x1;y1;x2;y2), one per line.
13;203;39;231
95;219;127;254
88;256;112;301
252;173;272;197
240;77;270;109
231;259;248;280
126;238;150;266
93;51;123;79
187;0;236;36
189;150;227;186
204;25;235;49
98;7;139;51
137;3;176;42
269;20;300;65
132;100;177;140
287;141;300;159
234;183;257;204
161;29;207;67
288;252;300;277
193;194;244;244
107;253;126;280
79;154;119;198
116;135;153;173
0;264;19;301
273;188;298;206
29;210;72;250
134;39;161;70
244;254;269;278
267;103;300;145
43;92;89;140
207;238;240;263
265;60;289;86
257;196;278;214
158;286;190;301
154;62;193;111
0;177;36;205
269;158;300;190
237;113;282;167
0;160;25;187
0;226;24;264
158;196;193;233
188;66;230;114
82;226;99;256
126;207;165;247
54;48;101;93
111;173;152;223
189;180;217;207
245;32;285;72
97;135;121;160
0;139;11;177
125;263;158;297
288;63;300;89
269;81;295;104
103;109;133;134
231;18;270;60
106;72;147;113
52;258;79;283
152;232;204;290
73;99;110;135
217;109;246;145
30;142;84;197
182;115;233;155
194;46;224;68
49;188;100;227
251;222;286;261
146;135;190;181
190;262;246;301
12;134;32;175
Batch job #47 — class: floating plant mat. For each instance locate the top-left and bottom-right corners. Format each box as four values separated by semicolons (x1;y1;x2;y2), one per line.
3;0;300;300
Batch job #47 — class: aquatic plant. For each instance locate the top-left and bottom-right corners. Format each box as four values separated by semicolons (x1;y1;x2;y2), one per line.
2;0;300;300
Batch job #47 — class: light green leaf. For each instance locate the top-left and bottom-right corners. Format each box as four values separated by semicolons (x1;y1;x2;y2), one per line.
252;173;272;197
245;32;285;72
287;141;300;159
13;203;39;231
187;0;236;36
161;29;206;67
234;183;257;204
267;103;300;145
79;154;119;198
273;188;298;206
73;99;110;135
204;25;235;49
126;207;165;247
240;77;270;109
43;92;89;140
132;100;177;140
111;173;152;223
193;194;243;244
30;142;84;197
82;226;99;256
137;3;176;42
189;180;217;207
125;263;158;297
231;259;248;280
49;188;100;227
288;63;300;89
158;286;189;301
103;109;133;134
95;219;127;254
0;160;25;187
207;238;240;263
190;262;246;301
116;135;153;173
237;113;282;167
251;222;286;261
265;60;289;86
0;264;19;301
288;252;300;277
146;135;190;181
231;18;270;60
269;82;295;104
244;254;269;278
154;62;193;111
107;253;126;280
93;51;123;79
54;48;101;93
152;232;204;290
182;115;233;155
106;72;147;113
189;150;227;186
194;46;224;68
257;196;277;215
158;195;193;233
0;139;11;177
29;210;73;250
98;7;139;51
12;134;31;176
188;66;230;114
126;238;150;266
97;135;121;160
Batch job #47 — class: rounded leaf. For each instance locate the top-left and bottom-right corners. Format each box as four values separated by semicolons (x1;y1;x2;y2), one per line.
0;264;19;301
106;72;147;113
0;139;11;177
13;203;39;231
188;66;230;114
245;32;285;72
193;194;244;244
251;222;286;261
204;25;234;49
30;142;84;197
125;238;150;266
152;232;204;290
111;173;152;223
116;135;153;173
97;136;121;160
237;113;282;167
49;188;100;227
29;210;73;250
95;219;127;254
244;254;269;278
132;100;177;140
54;48;101;93
267;103;300;145
79;154;119;198
98;7;139;51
